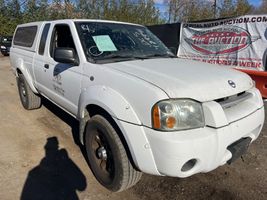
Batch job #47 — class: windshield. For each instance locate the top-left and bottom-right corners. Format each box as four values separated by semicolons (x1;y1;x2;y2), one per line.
75;22;175;63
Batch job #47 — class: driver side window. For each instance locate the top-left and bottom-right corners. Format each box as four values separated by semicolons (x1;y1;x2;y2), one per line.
50;24;77;59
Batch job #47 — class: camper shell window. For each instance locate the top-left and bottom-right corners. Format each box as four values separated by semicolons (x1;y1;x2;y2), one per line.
14;26;37;47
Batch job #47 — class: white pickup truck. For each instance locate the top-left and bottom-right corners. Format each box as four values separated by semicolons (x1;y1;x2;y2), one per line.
10;19;264;192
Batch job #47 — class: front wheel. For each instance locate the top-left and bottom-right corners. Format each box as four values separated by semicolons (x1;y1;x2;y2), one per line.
85;115;142;192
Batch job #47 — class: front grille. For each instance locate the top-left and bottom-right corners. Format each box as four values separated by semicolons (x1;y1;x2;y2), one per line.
215;91;253;109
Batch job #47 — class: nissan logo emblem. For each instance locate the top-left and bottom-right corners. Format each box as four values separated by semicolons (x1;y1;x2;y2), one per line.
228;80;236;88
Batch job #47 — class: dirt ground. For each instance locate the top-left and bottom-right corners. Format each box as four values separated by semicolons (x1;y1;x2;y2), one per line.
0;55;266;200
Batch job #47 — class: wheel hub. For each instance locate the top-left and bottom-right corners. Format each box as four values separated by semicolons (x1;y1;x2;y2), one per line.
20;83;26;96
97;146;107;160
22;88;26;96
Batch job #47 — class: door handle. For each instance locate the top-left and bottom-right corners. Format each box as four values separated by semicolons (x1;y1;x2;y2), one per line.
44;64;49;69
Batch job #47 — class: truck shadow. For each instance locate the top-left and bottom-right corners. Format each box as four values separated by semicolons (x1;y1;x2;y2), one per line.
40;97;89;168
41;97;81;145
130;172;236;200
20;137;87;200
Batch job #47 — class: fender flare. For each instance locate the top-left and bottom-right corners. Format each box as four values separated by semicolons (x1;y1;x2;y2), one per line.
15;58;38;94
78;85;142;124
78;85;146;168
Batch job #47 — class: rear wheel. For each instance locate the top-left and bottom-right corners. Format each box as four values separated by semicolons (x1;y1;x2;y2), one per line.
17;74;41;110
85;115;142;192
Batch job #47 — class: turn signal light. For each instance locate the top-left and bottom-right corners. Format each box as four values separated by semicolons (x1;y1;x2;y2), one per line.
166;116;176;128
152;105;160;129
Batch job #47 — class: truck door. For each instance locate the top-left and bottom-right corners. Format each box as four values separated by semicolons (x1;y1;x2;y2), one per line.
34;23;82;116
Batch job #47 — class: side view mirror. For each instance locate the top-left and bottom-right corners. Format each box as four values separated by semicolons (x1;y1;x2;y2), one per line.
54;47;79;65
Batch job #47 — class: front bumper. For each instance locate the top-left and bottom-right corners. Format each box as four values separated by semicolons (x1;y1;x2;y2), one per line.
115;88;264;177
144;106;264;177
114;87;264;177
1;48;10;55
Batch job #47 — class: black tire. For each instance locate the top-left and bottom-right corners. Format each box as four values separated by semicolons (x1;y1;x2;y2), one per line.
1;52;7;56
17;74;41;110
85;115;142;192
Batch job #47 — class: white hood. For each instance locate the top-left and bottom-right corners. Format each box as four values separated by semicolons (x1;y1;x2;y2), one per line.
106;58;253;102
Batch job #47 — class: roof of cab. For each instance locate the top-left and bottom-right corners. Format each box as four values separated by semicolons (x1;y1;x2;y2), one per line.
17;19;143;27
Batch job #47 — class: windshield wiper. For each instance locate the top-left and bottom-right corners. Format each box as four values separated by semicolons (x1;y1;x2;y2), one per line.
143;53;177;59
93;53;177;64
94;55;147;63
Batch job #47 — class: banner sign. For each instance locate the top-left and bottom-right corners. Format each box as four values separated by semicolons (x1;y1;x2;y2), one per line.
178;15;267;71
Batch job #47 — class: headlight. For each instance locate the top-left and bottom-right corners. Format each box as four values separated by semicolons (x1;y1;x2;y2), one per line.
152;99;205;131
0;46;6;49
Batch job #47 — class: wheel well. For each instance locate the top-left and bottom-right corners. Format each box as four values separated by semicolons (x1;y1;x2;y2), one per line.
16;68;22;76
85;104;140;171
86;104;111;119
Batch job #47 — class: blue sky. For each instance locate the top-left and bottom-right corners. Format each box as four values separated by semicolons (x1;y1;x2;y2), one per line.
154;0;264;17
154;0;262;6
249;0;262;7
